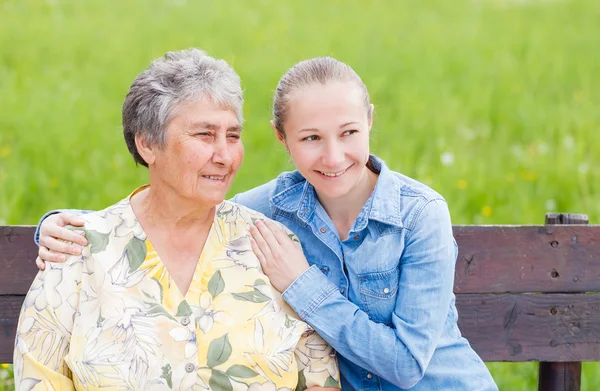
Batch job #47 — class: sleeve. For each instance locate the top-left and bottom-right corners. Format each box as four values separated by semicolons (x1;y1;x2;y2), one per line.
282;199;457;389
34;209;93;245
14;230;88;390
293;328;340;390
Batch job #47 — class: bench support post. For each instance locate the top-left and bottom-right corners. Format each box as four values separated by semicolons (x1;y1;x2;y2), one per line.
537;213;586;391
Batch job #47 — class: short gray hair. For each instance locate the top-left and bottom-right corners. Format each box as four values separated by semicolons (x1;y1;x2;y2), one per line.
122;48;243;167
273;57;370;138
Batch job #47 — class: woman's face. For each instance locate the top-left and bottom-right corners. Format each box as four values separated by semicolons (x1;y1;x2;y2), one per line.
279;81;373;201
148;96;244;207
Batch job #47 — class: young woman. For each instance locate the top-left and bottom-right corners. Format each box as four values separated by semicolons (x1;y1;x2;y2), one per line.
35;56;498;390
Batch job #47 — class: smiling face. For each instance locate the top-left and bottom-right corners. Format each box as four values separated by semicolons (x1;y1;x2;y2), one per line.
139;96;244;207
278;81;373;201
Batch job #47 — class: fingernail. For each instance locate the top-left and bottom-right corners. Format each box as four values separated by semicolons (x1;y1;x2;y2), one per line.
59;255;66;261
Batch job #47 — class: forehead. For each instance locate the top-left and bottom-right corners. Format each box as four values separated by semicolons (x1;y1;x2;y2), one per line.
172;96;240;127
286;82;365;126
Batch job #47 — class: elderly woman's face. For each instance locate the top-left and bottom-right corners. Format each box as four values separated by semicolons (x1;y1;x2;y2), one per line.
151;96;244;206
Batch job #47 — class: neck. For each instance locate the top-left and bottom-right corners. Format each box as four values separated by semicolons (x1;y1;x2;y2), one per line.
317;165;378;233
131;186;216;232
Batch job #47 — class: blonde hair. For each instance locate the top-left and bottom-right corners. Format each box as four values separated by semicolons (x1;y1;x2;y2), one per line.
272;57;371;138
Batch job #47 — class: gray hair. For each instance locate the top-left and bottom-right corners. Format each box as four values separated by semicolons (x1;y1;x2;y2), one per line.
272;57;371;138
122;48;243;167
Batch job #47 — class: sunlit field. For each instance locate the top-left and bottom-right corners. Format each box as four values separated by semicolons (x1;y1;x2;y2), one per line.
1;0;599;389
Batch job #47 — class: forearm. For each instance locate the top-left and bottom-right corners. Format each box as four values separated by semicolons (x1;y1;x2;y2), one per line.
283;267;427;389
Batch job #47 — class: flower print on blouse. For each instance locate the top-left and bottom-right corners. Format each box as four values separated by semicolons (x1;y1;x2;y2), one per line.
14;187;339;391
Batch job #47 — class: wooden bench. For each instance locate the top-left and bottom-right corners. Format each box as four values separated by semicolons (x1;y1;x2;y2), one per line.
1;213;599;391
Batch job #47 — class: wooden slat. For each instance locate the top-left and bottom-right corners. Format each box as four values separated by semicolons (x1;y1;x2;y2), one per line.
453;225;600;293
455;293;600;362
0;226;39;295
2;293;600;364
4;225;600;295
0;295;23;364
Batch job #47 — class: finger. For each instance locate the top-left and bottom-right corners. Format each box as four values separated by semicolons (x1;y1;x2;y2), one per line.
249;237;267;268
39;235;82;256
35;257;46;271
61;213;85;227
42;224;88;247
249;224;274;260
255;220;283;254
39;246;66;263
265;220;295;246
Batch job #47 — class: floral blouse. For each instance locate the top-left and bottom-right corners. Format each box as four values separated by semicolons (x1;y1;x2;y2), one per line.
14;188;340;391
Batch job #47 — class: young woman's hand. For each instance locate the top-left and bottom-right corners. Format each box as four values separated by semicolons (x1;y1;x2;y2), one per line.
249;220;310;293
37;212;87;269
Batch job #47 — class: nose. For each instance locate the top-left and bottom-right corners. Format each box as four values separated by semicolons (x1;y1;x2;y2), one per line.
321;139;345;168
212;135;233;166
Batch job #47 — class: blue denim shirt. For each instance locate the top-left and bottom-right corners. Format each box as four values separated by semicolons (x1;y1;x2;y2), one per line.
35;155;497;390
232;156;497;391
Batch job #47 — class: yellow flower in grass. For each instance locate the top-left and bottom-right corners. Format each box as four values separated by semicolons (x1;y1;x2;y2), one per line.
482;206;493;217
457;179;468;190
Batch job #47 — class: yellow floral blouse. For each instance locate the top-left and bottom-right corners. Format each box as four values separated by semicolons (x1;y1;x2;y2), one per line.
14;189;340;391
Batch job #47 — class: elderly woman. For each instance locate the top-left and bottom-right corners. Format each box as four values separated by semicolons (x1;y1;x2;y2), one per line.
14;49;340;391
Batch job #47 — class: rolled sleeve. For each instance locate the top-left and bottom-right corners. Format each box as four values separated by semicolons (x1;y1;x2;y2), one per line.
282;265;338;320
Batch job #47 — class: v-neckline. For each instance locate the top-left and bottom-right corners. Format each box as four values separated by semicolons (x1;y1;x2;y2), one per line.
124;188;220;302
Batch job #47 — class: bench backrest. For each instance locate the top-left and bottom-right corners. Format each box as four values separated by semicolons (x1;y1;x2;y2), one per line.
2;222;600;365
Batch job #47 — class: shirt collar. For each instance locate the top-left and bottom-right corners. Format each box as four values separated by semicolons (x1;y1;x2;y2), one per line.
269;155;404;229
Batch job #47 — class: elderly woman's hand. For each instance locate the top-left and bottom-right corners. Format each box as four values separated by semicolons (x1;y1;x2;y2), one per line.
37;212;88;269
249;220;310;293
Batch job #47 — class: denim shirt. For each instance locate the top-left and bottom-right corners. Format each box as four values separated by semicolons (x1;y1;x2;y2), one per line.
232;156;497;391
35;155;498;390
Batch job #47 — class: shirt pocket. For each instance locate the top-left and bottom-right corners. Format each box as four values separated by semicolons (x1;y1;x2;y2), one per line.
358;266;400;325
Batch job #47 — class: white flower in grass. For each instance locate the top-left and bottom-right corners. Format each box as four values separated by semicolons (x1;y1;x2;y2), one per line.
440;152;455;166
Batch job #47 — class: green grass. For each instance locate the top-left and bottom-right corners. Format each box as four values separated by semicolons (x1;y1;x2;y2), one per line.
1;0;599;389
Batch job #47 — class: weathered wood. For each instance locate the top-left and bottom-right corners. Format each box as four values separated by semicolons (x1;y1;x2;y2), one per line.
2;292;599;364
538;362;581;391
453;225;600;293
455;293;600;362
0;295;24;364
4;225;600;295
537;213;587;391
0;226;39;295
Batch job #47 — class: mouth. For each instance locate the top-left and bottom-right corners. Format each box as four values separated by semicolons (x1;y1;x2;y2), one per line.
201;174;228;182
315;164;353;179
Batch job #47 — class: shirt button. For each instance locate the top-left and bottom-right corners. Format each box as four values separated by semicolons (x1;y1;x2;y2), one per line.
320;227;327;233
353;235;360;240
340;288;345;294
185;363;196;373
383;287;390;294
181;316;190;326
367;373;373;379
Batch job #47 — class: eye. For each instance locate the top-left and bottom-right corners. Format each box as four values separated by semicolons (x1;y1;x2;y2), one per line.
195;132;212;138
342;129;358;136
227;133;241;141
302;135;320;142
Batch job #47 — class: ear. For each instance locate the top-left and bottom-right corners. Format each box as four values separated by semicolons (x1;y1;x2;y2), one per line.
135;134;157;166
367;104;375;131
270;120;288;149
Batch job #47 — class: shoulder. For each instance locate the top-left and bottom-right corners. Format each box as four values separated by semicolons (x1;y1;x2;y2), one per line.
231;171;305;217
394;172;450;230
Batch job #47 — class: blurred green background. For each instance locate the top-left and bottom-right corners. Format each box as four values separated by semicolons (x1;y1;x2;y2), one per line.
1;0;598;389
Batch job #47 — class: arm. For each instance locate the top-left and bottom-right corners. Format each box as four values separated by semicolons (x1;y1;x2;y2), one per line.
294;328;340;390
14;229;88;390
253;200;456;389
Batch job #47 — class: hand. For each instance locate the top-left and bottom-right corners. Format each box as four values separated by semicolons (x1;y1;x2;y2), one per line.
249;220;310;293
37;212;87;270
